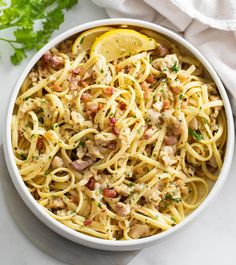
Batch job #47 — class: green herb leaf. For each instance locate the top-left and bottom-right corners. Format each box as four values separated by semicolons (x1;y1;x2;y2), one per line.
188;128;203;141
0;0;78;64
128;182;134;187
79;141;85;148
11;48;26;65
165;193;181;203
0;0;6;6
202;117;209;125
171;61;179;72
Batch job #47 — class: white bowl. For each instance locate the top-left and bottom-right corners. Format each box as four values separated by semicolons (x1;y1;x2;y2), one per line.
3;18;235;251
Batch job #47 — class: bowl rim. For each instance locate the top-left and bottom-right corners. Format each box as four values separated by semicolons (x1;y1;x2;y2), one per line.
3;18;235;251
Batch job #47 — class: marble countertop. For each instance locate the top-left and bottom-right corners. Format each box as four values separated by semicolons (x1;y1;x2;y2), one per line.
0;1;236;264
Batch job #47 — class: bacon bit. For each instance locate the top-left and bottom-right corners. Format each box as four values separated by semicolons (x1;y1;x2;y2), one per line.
98;103;104;111
81;81;88;87
37;137;44;149
157;44;170;57
42;51;51;62
144;89;151;99
50;56;64;69
172;86;181;94
71;159;92;171
164;135;177;145
69;195;77;204
112;126;120;135
162;100;170;110
81;92;92;102
172;125;182;136
86;102;99;115
140;81;149;90
42;51;64;70
32;190;40;200
72;69;79;75
104;87;114;95
109;117;117;125
86;177;95;191
84;219;93;226
52;83;63;92
103;188;117;198
119;103;126;110
143;128;153;140
78;67;85;75
106;142;117;150
146;74;155;83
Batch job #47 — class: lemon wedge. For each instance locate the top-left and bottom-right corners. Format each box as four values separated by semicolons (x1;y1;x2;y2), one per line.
90;29;157;62
72;27;114;55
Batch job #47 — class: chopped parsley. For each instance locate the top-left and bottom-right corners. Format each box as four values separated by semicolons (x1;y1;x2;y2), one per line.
171;61;179;72
128;190;135;198
20;153;27;160
179;94;183;100
79;141;85;148
98;202;102;208
128;182;134;187
202;117;209;125
44;169;51;175
165;193;181;203
188;128;203;141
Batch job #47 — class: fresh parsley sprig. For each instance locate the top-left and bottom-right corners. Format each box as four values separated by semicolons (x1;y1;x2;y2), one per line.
0;0;78;65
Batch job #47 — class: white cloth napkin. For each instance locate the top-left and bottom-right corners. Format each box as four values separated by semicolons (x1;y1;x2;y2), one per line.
93;0;236;115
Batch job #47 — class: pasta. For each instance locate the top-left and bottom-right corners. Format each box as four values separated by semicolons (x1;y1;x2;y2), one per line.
11;26;226;240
